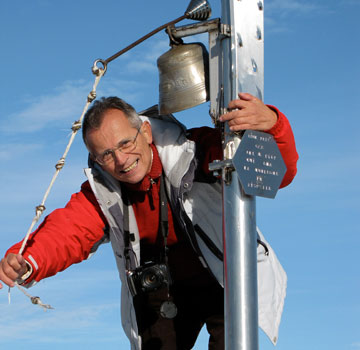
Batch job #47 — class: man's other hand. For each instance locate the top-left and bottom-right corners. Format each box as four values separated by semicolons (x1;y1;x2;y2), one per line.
0;253;27;288
219;92;278;132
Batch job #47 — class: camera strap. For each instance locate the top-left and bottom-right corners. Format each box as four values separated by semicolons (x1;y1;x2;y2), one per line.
122;173;177;318
158;173;177;318
159;172;170;265
121;173;170;272
122;193;137;272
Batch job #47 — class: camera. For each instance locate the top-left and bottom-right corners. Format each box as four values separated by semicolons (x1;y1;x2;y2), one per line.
126;262;170;296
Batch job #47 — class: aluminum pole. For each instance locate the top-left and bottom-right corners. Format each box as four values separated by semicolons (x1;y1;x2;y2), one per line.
220;1;264;349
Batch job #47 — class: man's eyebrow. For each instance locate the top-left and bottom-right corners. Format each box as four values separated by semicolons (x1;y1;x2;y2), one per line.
117;136;133;145
100;136;133;154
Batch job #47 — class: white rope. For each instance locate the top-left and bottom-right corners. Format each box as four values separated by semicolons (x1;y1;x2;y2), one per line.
9;66;106;310
18;69;104;256
14;284;54;311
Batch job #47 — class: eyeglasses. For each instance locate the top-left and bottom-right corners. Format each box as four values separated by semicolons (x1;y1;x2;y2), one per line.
94;127;141;165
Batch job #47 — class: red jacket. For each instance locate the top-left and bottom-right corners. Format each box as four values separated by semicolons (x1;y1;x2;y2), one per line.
6;107;298;285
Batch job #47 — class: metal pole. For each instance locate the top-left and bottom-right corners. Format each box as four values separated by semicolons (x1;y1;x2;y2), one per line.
220;1;264;349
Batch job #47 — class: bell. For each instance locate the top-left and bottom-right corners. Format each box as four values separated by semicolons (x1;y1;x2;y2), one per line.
157;43;209;115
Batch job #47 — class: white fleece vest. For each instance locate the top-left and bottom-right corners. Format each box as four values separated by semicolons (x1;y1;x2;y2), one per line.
85;113;287;348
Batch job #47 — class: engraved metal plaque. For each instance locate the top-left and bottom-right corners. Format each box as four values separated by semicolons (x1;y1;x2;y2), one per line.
232;130;286;198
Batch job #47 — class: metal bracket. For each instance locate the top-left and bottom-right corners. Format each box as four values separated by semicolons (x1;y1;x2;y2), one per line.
220;23;231;37
166;18;220;39
209;158;234;185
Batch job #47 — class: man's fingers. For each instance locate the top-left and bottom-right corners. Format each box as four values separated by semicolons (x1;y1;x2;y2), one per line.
0;265;15;288
15;254;26;272
219;110;237;122
227;99;246;111
227;93;258;111
0;273;15;288
226;117;257;131
7;254;26;271
1;260;20;280
0;254;26;288
238;92;256;101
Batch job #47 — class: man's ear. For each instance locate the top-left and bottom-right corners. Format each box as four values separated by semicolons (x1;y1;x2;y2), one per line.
141;121;153;144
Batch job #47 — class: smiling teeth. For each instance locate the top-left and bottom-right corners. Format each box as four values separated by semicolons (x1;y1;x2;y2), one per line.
123;160;138;173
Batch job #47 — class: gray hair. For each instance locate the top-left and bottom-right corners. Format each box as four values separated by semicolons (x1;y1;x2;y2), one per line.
82;97;142;145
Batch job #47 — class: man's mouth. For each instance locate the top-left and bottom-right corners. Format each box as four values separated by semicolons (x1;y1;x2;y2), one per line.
121;160;138;173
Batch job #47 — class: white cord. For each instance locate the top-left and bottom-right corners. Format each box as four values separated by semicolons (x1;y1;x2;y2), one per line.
8;67;105;310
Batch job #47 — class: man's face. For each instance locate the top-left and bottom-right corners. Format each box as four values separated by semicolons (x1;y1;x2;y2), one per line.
85;108;153;184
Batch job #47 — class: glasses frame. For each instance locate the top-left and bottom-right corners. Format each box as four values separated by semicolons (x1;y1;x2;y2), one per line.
94;127;141;166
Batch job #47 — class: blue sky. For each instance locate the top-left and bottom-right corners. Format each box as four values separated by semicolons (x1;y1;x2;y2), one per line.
1;0;359;349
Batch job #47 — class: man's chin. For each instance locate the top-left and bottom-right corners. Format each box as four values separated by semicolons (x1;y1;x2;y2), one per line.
115;171;144;184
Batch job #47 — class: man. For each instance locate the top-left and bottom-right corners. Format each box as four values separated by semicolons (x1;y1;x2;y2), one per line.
0;93;298;349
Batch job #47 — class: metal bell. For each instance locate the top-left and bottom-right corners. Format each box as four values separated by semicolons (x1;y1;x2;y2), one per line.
157;43;209;115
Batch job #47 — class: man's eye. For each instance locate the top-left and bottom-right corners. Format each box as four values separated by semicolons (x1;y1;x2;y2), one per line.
121;140;131;148
102;150;113;159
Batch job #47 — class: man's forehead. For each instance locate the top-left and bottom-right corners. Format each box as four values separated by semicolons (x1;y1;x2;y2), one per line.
86;109;133;150
101;108;130;125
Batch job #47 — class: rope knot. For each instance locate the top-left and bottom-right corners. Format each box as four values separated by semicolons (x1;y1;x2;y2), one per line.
87;90;97;103
31;296;41;305
55;158;65;170
35;205;46;216
71;120;82;132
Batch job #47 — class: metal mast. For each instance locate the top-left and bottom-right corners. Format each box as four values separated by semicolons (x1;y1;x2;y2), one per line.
167;2;269;348
220;1;264;349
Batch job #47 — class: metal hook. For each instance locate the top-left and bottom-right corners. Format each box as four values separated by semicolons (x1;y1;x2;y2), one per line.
166;25;184;46
92;59;107;76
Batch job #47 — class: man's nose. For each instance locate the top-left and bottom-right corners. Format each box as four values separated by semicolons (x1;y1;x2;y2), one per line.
113;149;128;166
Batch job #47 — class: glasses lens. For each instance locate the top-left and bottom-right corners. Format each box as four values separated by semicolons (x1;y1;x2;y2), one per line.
121;128;140;154
120;139;136;154
101;152;113;164
96;128;140;165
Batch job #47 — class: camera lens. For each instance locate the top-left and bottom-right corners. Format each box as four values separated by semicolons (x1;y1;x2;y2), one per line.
141;267;164;290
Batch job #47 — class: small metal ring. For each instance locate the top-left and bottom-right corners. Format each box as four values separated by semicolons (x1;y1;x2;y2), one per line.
166;25;183;46
92;59;107;76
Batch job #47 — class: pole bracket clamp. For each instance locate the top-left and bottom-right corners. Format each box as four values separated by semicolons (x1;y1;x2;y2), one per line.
209;159;234;185
220;23;231;37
